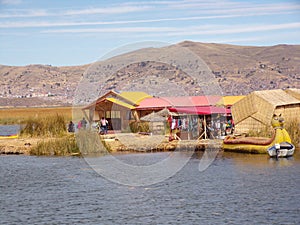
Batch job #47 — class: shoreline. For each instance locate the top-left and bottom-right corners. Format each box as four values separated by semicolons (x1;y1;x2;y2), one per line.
0;137;40;155
0;134;223;156
1;134;298;156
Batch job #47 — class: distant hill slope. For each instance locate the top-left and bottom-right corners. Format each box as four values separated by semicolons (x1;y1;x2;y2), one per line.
178;41;300;95
0;41;299;107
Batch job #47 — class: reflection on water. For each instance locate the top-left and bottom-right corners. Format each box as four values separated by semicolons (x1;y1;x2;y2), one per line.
1;150;299;224
221;150;300;169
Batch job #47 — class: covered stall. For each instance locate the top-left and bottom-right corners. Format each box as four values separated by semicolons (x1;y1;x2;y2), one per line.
169;106;229;139
82;91;151;131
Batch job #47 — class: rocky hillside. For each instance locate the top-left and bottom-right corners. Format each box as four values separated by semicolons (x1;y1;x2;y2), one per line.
179;41;300;95
0;41;299;107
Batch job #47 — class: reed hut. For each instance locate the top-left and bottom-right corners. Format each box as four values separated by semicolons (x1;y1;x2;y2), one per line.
231;89;300;134
285;88;300;101
140;111;166;135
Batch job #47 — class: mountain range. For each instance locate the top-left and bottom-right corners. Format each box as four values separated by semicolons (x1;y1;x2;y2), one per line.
0;41;299;107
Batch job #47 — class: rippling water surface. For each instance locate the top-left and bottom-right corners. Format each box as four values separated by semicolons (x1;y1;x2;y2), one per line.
1;151;299;224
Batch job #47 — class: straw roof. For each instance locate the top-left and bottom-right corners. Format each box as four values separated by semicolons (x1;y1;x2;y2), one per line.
285;88;300;101
118;91;152;105
140;112;165;122
156;108;171;117
232;89;300;125
254;89;300;106
82;90;151;110
216;96;245;107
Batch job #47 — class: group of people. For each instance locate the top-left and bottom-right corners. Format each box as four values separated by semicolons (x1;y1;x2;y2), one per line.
67;117;109;135
67;117;88;133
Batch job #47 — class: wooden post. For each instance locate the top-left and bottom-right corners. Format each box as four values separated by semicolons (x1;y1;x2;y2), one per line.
204;115;207;139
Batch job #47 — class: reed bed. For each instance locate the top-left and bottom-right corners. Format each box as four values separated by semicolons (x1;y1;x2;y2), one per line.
20;114;67;137
248;125;273;138
21;114;81;156
30;135;80;156
129;121;150;133
0;107;72;125
248;118;300;147
76;130;110;154
285;118;300;147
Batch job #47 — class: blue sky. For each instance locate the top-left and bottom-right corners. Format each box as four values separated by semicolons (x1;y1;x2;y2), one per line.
0;0;299;66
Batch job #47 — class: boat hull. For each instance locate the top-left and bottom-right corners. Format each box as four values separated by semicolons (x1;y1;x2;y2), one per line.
267;142;295;157
0;134;18;139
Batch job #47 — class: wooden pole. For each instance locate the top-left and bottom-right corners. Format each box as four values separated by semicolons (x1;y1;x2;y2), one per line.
204;115;207;139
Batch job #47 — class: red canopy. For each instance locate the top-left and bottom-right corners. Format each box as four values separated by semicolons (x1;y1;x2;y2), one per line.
169;106;230;115
136;97;172;109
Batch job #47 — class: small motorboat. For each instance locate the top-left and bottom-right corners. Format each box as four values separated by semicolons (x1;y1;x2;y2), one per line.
267;142;295;158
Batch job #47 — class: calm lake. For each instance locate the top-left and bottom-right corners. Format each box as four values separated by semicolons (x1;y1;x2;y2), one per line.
1;151;299;224
0;125;20;136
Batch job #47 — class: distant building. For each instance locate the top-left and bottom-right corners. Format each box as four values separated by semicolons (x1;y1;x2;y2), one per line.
82;90;240;139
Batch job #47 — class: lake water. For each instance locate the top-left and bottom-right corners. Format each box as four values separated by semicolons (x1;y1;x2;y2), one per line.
1;151;299;224
0;125;20;136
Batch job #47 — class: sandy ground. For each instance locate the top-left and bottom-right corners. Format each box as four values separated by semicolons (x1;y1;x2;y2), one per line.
0;137;42;155
101;133;221;152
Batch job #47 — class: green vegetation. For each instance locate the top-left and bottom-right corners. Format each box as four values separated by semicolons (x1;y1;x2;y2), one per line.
129;121;150;133
21;114;67;137
30;135;80;156
20;114;80;156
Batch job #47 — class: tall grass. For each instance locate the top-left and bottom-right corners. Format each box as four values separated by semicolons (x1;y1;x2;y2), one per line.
30;135;80;156
0;107;72;124
22;114;81;156
248;125;273;138
76;130;109;154
129;121;150;133
247;119;300;147
20;114;67;137
285;119;300;147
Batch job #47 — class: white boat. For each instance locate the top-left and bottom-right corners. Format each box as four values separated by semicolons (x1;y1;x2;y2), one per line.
267;142;295;157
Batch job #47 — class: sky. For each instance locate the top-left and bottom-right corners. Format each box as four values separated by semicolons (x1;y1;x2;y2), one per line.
0;0;299;66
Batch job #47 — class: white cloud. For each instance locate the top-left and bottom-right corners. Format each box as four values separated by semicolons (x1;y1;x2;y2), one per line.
0;9;296;28
0;9;48;18
164;23;300;36
39;23;300;37
63;5;151;16
42;26;179;33
1;0;298;19
0;0;22;5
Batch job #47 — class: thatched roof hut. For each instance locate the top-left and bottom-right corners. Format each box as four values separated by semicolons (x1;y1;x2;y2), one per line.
232;89;300;134
285;88;300;101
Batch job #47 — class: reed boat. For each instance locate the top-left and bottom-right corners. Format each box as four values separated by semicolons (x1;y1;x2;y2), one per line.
222;114;295;157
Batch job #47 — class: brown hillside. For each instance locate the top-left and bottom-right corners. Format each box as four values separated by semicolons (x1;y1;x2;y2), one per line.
0;41;299;107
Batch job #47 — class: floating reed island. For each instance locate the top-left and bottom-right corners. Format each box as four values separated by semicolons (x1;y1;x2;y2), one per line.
78;132;223;154
0;132;223;156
